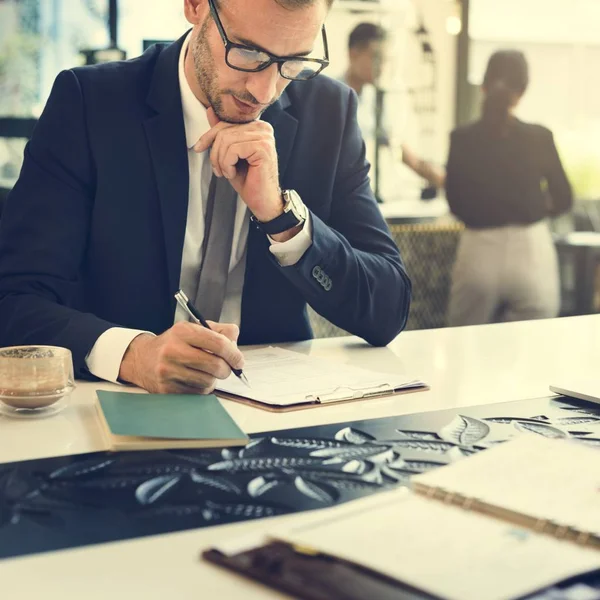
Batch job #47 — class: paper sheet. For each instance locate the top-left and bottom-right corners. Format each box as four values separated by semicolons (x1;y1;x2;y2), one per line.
413;435;600;538
217;347;423;406
271;487;600;600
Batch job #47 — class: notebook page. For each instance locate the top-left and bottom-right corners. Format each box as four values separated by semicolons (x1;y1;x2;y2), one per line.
272;487;600;600
413;436;600;538
217;347;423;406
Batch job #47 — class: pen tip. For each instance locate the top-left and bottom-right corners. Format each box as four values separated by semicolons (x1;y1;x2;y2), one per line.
240;373;252;388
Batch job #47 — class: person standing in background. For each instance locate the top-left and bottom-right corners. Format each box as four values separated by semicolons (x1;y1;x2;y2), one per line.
446;50;572;326
341;22;445;192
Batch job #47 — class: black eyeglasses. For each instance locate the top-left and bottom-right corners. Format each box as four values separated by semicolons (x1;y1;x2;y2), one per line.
207;0;329;81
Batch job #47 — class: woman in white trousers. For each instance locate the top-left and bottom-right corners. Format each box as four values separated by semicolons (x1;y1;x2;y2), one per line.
446;50;573;326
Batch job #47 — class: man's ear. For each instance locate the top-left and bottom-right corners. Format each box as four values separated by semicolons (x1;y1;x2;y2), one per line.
183;0;207;25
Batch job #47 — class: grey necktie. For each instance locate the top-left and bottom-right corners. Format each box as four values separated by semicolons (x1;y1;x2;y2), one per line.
192;175;238;322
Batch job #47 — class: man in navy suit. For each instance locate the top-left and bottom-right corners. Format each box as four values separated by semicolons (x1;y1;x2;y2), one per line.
0;0;411;394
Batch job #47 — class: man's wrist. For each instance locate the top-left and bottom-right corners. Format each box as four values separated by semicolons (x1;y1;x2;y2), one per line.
250;188;284;223
253;189;307;237
270;223;303;242
118;333;153;385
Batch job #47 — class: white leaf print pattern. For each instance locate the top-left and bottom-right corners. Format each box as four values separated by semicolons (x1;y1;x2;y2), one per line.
49;458;114;479
294;477;334;503
342;460;368;475
557;417;600;426
247;476;280;498
190;472;241;494
135;475;181;505
439;415;490;445
514;421;567;438
334;427;376;445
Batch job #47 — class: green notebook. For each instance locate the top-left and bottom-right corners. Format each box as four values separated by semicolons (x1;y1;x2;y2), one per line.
96;390;248;451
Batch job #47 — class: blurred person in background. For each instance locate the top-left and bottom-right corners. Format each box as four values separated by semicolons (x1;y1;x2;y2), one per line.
446;50;572;326
341;22;444;192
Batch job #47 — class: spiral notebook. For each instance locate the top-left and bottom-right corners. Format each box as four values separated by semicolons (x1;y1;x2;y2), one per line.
216;347;427;411
205;436;600;600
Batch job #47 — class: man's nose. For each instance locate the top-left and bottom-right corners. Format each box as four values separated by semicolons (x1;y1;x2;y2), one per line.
246;63;280;106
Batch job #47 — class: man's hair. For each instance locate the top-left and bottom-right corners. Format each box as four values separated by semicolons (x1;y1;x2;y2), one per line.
348;22;386;50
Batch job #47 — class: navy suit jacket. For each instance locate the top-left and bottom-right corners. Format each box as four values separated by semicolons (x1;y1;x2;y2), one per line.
0;34;411;378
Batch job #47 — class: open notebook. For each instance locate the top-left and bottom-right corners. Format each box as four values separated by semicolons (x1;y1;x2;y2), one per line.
216;347;426;411
95;391;248;451
205;436;600;600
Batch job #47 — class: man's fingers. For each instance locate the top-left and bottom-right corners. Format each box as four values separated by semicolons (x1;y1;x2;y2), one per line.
175;342;234;380
173;322;244;369
208;320;240;343
209;132;224;178
197;122;273;157
194;127;219;153
194;121;233;153
222;141;272;175
214;132;271;180
159;375;216;395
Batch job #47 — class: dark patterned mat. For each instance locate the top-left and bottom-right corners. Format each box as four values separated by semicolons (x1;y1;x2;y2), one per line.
1;395;599;561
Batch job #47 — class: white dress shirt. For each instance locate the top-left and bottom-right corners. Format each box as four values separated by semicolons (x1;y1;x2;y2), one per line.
86;33;312;383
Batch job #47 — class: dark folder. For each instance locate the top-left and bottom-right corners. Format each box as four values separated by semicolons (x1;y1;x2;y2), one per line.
203;541;433;600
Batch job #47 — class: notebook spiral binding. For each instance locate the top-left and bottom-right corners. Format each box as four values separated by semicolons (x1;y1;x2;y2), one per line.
419;484;598;549
534;519;596;547
422;485;478;511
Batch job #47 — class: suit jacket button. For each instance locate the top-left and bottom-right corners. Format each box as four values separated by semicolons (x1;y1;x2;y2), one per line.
312;266;322;279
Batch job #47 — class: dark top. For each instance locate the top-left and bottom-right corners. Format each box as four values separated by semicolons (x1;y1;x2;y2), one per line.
0;33;411;377
446;118;573;229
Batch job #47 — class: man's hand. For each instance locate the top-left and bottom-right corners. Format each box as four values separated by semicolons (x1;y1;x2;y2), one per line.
118;321;244;394
194;107;284;224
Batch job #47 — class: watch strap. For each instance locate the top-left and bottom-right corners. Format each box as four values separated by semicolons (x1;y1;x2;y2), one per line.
252;190;306;235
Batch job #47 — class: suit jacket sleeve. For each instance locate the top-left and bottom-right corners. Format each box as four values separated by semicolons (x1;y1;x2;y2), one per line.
0;70;117;376
275;88;411;346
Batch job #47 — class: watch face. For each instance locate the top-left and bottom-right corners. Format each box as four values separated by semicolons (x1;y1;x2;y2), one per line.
287;190;306;221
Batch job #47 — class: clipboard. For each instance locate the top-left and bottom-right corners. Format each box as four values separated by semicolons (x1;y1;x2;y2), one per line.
202;541;433;600
217;382;428;412
203;540;600;600
216;347;428;412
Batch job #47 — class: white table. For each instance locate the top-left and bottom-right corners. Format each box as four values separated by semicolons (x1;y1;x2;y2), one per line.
1;315;598;599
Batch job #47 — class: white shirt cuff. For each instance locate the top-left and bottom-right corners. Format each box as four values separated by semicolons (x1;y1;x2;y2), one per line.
85;327;155;384
268;213;313;267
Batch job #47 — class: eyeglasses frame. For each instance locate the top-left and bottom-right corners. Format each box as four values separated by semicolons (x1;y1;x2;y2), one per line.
207;0;330;81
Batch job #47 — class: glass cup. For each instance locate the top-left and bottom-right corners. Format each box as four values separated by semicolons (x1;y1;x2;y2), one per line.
0;346;75;417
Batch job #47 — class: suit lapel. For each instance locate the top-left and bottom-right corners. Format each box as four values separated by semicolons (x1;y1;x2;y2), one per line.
143;34;190;297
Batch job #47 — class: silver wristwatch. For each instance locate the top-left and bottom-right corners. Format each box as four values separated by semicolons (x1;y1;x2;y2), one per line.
252;189;307;235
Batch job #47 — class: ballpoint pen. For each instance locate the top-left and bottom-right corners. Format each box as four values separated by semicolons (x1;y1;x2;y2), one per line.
174;290;252;388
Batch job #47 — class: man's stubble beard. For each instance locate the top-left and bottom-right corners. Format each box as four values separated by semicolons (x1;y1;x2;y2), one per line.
191;19;279;124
